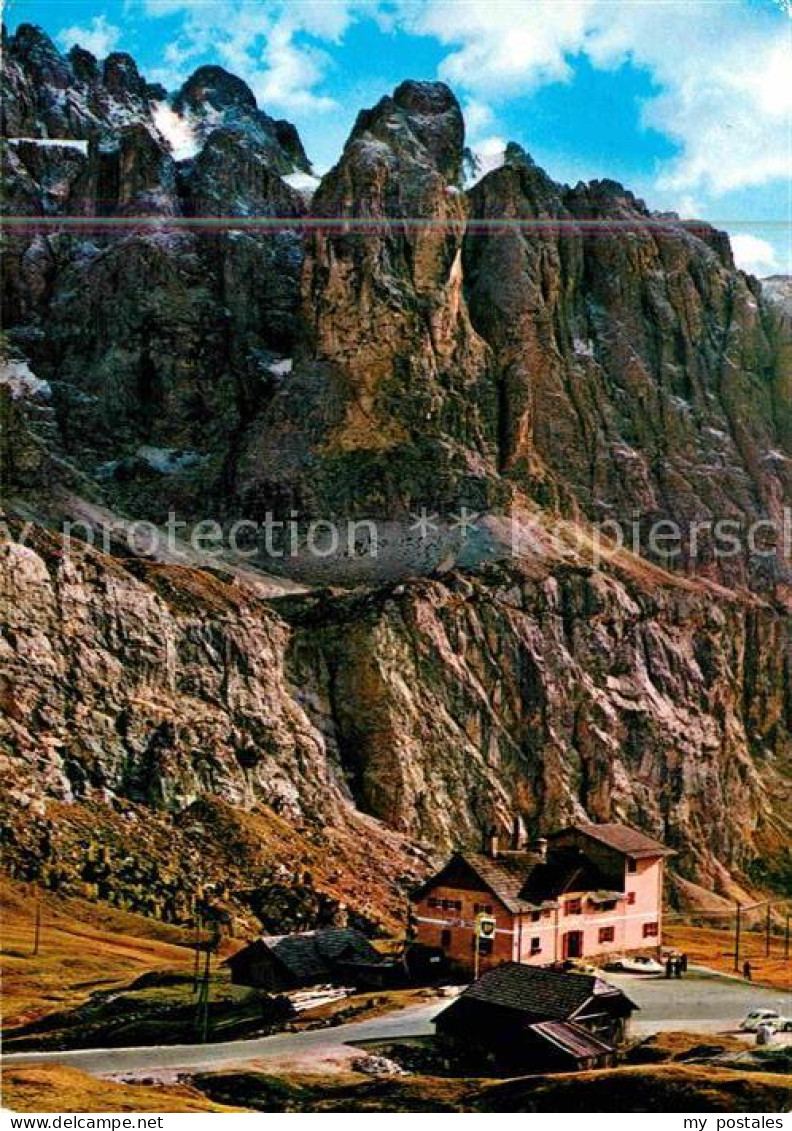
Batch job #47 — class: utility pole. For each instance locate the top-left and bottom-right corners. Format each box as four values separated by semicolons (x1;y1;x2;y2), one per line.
193;910;202;993
785;914;790;961
32;894;42;957
765;903;771;959
734;902;742;973
195;940;211;1042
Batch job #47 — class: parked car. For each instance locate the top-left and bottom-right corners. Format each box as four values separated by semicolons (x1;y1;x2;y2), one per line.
604;955;665;975
739;1009;791;1032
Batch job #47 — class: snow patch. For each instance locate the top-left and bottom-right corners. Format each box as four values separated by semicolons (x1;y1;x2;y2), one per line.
283;171;320;199
267;357;293;377
152;102;200;161
464;136;507;188
0;358;51;401
8;137;88;156
137;446;205;473
573;337;595;358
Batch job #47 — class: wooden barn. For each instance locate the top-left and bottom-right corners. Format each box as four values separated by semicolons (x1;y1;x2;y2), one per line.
434;961;636;1075
226;928;385;991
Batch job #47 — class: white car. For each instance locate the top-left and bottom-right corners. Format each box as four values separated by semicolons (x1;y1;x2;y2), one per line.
604;955;665;975
739;1009;791;1032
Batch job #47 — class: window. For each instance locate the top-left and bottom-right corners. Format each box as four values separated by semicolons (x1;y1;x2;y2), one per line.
474;902;493;914
442;899;462;911
599;926;615;943
531;910;541;922
530;937;542;954
428;897;441;909
542;908;553;919
627;860;637;874
643;921;659;938
627;892;636;906
440;929;452;948
564;898;582;916
478;937;494;956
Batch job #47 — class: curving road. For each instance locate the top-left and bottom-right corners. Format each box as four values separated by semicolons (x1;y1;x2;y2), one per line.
4;969;791;1079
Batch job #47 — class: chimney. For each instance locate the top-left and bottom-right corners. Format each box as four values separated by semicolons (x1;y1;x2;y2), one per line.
510;815;527;851
532;837;548;861
488;828;500;858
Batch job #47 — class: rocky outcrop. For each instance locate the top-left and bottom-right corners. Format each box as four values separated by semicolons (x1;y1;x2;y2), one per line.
1;24;310;520
463;152;791;583
236;80;501;522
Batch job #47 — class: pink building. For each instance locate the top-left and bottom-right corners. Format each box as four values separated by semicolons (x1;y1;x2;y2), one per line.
412;823;674;976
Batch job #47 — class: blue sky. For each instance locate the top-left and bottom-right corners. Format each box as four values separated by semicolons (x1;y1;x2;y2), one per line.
6;0;791;274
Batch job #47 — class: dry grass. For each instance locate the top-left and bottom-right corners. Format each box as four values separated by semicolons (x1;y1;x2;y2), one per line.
665;923;792;993
1;1065;245;1113
1;879;198;1028
476;1063;792;1113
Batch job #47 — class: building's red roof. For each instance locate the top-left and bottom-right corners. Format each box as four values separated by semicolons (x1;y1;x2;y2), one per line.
552;823;674;859
412;851;540;913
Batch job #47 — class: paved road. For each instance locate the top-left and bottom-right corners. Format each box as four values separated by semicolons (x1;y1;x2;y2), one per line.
606;968;792;1036
1;1000;445;1078
4;970;791;1078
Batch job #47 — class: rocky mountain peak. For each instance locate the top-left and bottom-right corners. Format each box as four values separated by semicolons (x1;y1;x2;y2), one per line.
8;23;71;87
1;37;791;917
170;65;311;175
174;64;259;116
102;51;148;100
67;44;100;85
345;78;464;184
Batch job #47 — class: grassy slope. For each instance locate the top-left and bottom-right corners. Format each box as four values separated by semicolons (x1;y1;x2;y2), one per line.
1;1066;244;1114
190;1063;792;1114
665;924;792;993
6;1060;792;1114
475;1064;792;1113
1;879;199;1028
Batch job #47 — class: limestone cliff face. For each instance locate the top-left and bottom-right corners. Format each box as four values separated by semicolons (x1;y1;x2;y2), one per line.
1;24;309;521
464;151;791;583
236;80;501;520
2;524;789;907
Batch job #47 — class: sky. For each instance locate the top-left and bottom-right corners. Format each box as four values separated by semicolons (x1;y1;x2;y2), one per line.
5;0;791;275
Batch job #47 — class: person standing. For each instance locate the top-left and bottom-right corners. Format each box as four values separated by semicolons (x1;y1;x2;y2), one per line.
743;959;752;981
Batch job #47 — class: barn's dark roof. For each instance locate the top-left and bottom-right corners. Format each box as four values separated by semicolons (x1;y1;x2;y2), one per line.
436;962;636;1026
228;928;381;982
529;1020;614;1060
551;823;674;859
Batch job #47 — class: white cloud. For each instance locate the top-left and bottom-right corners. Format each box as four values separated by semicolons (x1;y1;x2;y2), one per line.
241;20;337;113
57;14;121;57
143;0;352;111
730;234;780;276
463;99;494;138
408;0;792;197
